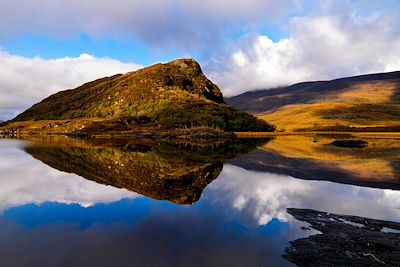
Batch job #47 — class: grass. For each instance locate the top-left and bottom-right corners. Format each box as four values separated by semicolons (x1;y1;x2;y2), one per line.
329;80;399;103
227;73;400;132
258;102;400;132
12;59;224;122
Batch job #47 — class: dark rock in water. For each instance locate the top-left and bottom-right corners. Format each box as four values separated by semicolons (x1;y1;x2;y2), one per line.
330;139;368;148
283;208;400;266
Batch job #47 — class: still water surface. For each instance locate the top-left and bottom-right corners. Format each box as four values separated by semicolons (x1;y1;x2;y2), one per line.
0;137;399;266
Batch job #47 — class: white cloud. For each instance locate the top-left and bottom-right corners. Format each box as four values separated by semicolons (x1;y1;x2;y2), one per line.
204;165;400;226
0;51;140;120
0;0;399;110
0;0;302;51
0;140;138;212
207;8;400;96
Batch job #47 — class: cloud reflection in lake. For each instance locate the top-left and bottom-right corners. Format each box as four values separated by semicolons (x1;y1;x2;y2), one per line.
204;164;400;226
0;140;138;212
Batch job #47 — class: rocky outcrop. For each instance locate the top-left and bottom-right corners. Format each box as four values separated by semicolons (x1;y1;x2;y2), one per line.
284;208;400;266
330;139;368;148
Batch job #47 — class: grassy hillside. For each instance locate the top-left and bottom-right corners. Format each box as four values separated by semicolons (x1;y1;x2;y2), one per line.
7;59;274;136
226;71;400;132
259;103;400;132
14;59;224;121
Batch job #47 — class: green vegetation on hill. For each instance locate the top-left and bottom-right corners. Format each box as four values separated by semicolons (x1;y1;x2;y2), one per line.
8;58;274;136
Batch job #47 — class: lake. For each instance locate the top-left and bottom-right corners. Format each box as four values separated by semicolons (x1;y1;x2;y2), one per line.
0;135;399;266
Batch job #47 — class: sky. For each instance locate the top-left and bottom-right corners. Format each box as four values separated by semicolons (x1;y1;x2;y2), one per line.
0;0;399;120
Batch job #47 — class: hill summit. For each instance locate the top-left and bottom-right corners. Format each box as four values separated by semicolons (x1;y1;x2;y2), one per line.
2;59;274;137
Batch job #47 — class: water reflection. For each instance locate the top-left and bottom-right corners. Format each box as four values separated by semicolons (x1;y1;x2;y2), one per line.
0;140;136;211
231;135;400;189
0;137;399;266
0;199;295;267
22;137;267;204
206;165;400;226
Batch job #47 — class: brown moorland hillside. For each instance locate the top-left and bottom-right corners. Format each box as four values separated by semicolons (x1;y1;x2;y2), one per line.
226;71;400;132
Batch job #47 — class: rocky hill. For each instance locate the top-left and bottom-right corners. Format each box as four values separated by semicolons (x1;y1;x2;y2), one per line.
226;71;400;132
14;59;225;121
2;59;274;138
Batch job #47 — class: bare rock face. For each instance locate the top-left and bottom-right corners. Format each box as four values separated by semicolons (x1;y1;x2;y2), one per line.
164;59;223;103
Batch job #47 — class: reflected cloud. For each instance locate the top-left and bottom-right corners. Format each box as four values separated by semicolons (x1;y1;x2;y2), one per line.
2;138;399;230
1;139;400;266
0;202;293;267
204;164;400;226
0;140;137;212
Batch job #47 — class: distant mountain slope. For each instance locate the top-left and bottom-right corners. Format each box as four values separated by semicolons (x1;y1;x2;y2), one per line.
2;59;274;137
226;71;400;131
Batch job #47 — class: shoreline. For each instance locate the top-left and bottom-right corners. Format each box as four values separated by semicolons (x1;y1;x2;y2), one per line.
235;131;400;139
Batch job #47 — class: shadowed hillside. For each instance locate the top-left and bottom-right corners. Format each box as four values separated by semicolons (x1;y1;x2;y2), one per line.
226;71;400;132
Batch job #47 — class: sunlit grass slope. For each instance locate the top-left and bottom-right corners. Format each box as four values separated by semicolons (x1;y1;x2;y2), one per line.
227;71;400;132
259;76;400;132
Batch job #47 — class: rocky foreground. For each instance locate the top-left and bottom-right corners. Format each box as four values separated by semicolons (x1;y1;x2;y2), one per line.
284;208;400;266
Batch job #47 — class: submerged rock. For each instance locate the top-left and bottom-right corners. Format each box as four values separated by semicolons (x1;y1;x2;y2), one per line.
330;139;368;148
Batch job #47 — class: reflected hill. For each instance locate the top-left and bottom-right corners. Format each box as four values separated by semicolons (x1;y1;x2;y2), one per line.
230;135;400;190
24;137;268;204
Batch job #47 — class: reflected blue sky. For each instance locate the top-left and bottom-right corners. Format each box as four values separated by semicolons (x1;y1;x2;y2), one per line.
0;139;399;266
